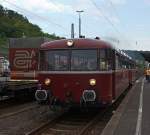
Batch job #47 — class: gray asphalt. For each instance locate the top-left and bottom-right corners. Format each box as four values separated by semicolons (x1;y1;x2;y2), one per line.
101;77;150;135
142;79;150;135
113;79;142;135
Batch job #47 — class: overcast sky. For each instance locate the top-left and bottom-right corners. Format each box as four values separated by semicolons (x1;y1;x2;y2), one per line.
1;0;150;50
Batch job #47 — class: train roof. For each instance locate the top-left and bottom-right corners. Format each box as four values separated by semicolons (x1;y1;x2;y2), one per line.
40;38;133;61
40;38;114;49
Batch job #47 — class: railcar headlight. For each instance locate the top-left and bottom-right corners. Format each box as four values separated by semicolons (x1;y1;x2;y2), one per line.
67;40;74;47
44;78;51;86
89;79;96;86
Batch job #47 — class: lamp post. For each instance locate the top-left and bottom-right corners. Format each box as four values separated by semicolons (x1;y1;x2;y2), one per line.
76;10;84;38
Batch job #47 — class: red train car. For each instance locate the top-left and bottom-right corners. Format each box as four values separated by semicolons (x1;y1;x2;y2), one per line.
35;38;137;108
9;37;50;80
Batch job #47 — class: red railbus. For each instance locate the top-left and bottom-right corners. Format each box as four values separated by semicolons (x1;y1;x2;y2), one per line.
35;38;136;108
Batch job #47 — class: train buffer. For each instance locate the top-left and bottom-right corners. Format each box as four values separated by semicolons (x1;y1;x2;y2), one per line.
101;77;150;135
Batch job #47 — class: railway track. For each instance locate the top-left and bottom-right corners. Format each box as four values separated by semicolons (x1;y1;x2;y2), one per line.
80;86;131;135
0;96;34;109
26;109;101;135
0;100;39;119
26;107;119;135
26;86;131;135
26;105;116;135
0;98;16;109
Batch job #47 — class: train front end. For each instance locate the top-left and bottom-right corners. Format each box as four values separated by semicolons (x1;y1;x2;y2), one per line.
35;39;114;108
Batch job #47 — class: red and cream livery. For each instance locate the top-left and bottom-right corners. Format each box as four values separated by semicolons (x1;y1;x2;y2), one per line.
35;38;136;108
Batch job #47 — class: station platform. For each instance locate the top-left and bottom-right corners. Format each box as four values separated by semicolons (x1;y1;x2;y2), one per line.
101;77;150;135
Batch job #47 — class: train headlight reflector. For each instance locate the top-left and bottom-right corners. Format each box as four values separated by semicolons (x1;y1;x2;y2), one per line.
89;79;96;86
82;90;96;102
35;90;47;101
44;78;51;86
67;40;74;47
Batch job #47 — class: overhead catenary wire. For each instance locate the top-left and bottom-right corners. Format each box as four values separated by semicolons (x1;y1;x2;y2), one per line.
89;0;122;35
105;0;121;22
2;0;67;32
105;0;136;47
106;1;137;46
105;0;130;35
89;0;132;48
48;0;79;36
49;0;92;38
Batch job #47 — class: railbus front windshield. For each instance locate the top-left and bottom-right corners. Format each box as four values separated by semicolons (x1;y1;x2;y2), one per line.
40;49;112;71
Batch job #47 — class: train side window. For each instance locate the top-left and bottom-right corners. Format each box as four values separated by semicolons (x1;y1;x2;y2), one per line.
122;60;127;69
116;55;122;70
116;55;119;69
99;49;112;70
100;49;106;70
107;49;113;70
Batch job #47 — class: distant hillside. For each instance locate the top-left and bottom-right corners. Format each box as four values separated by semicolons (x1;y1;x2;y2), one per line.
124;50;145;68
0;5;62;56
